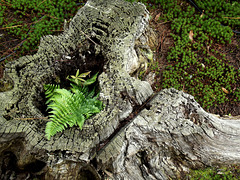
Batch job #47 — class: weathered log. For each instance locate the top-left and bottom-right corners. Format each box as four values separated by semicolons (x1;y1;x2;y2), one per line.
0;0;240;179
97;88;240;179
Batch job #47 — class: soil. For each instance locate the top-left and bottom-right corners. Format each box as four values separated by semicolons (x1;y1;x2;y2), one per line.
0;4;239;116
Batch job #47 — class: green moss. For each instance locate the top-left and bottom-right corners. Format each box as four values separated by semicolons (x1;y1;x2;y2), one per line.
189;165;240;179
0;0;86;57
130;0;240;112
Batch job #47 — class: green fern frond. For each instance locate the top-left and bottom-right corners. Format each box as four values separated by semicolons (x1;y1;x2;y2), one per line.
44;71;102;140
45;121;66;140
44;84;60;104
70;83;89;95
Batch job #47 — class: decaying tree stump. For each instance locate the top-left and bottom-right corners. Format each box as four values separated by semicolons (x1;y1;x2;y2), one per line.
0;0;240;179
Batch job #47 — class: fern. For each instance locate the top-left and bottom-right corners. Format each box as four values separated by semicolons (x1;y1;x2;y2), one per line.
44;84;60;104
44;71;102;140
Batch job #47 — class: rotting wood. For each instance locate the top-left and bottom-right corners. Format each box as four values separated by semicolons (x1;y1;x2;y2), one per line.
0;0;240;179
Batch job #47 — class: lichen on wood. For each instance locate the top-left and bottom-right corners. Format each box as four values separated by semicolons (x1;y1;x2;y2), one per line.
1;0;240;179
0;0;153;178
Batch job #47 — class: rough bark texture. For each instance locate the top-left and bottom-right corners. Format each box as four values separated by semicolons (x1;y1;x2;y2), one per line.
97;88;240;179
0;0;240;179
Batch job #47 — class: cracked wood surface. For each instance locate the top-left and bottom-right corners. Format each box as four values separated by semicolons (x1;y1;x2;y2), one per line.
0;0;240;179
0;0;153;178
97;88;240;179
0;0;152;154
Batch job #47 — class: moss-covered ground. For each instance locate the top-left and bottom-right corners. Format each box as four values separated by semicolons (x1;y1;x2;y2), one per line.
0;0;239;178
0;0;87;73
136;0;240;116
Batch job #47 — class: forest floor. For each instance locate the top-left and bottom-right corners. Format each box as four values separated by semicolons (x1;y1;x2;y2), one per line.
146;8;240;116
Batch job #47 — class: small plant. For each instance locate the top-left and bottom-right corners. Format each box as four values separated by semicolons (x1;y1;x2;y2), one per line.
44;70;103;140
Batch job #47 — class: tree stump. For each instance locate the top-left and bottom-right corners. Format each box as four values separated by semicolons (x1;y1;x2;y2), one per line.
0;0;240;179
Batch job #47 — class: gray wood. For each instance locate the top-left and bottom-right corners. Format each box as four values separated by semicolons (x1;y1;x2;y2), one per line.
0;0;239;179
97;88;240;179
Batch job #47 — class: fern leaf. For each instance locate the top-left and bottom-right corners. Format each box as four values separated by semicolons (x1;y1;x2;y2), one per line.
44;84;60;103
44;71;103;140
75;114;85;129
85;87;95;98
48;90;76;126
49;105;74;126
45;121;65;140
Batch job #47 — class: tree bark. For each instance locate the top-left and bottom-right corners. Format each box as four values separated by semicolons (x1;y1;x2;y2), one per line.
0;0;240;179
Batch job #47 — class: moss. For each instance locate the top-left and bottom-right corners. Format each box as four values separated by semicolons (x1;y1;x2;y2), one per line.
129;0;240;113
0;0;87;59
189;165;240;179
